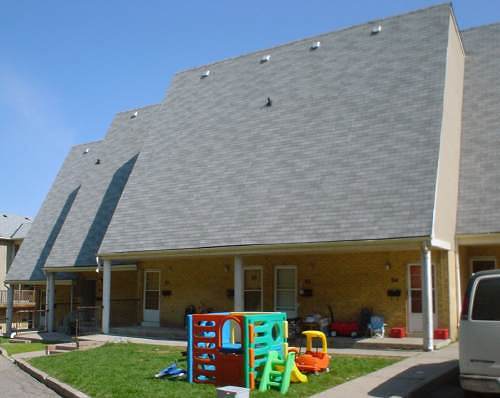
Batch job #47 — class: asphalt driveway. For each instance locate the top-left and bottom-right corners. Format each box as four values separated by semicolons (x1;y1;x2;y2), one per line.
0;354;59;398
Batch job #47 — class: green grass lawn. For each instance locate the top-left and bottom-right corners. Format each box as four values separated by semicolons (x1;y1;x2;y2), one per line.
0;336;47;356
29;343;399;398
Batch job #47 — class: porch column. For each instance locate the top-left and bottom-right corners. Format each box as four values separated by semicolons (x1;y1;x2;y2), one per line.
5;285;14;336
102;260;111;334
46;272;55;333
421;241;434;351
234;256;244;312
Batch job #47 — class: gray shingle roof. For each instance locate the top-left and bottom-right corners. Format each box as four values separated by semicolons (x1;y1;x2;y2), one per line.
6;104;160;281
457;23;500;235
100;5;452;255
0;213;32;240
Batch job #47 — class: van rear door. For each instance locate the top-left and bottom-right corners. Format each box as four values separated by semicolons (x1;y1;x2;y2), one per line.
460;274;500;377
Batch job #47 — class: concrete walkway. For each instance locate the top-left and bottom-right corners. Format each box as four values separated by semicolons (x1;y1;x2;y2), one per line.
80;333;418;358
311;343;458;397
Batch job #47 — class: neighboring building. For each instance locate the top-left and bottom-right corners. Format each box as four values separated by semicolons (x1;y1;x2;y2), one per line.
0;213;34;333
4;4;500;350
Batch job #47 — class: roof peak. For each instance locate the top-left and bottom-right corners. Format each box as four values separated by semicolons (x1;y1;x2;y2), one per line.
173;3;452;76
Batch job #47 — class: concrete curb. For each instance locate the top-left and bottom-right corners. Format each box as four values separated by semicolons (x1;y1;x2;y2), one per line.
0;346;15;362
14;357;90;398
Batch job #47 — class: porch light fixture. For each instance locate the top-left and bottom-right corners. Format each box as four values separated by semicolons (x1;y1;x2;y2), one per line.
311;41;321;50
260;54;271;63
201;70;210;78
371;25;382;35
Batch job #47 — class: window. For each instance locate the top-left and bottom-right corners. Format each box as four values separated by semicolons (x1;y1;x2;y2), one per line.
471;277;500;321
244;267;263;311
275;266;297;318
471;258;496;274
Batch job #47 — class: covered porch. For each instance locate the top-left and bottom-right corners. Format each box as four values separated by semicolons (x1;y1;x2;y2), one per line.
83;239;459;351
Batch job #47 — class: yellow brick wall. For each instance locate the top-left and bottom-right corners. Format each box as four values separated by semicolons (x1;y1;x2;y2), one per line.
458;245;500;299
129;249;455;336
138;257;234;327
54;285;71;329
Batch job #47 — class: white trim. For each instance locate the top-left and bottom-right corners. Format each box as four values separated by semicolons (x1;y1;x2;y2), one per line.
98;237;428;260
430;238;451;251
142;269;161;326
470;256;496;276
43;264;137;273
4;280;73;286
243;266;263;311
406;263;438;333
274;266;298;318
455;248;462;321
457;233;500;246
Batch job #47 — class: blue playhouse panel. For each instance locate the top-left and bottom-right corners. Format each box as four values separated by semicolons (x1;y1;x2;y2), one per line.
187;314;193;383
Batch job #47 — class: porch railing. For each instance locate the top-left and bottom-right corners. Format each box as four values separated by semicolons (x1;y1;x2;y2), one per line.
0;290;36;306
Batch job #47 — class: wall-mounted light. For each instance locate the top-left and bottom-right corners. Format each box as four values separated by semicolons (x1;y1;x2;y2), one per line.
224;265;230;273
385;261;391;271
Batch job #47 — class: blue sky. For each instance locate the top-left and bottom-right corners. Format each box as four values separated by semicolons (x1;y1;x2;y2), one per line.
1;1;499;217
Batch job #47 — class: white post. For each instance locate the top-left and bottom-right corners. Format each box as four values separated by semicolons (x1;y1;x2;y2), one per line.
46;273;55;333
6;285;14;336
102;260;111;334
421;241;434;351
455;249;462;322
234;256;244;311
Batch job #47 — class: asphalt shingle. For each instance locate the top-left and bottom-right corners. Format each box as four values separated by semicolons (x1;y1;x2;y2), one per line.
457;23;500;235
5;104;160;281
99;4;452;254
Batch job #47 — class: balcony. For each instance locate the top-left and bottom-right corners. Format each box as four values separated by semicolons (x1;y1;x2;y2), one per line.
0;289;36;307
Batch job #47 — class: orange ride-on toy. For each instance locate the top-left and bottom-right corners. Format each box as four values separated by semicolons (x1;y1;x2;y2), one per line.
291;330;330;374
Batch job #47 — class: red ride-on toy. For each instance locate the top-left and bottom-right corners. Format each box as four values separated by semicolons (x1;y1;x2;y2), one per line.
290;330;330;374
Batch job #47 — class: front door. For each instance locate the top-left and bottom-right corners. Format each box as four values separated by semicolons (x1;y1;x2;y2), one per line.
143;270;160;327
407;264;437;333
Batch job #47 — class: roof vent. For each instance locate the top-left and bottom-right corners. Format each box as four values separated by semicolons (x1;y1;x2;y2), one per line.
130;111;138;119
95;159;101;165
260;54;271;63
2;214;7;218
265;97;272;107
371;25;382;35
200;70;210;79
83;148;89;154
311;41;321;50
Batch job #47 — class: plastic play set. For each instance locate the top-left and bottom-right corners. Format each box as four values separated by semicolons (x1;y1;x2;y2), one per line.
186;312;331;394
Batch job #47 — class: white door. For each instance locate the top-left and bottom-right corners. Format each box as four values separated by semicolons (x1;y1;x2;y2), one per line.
275;266;298;318
143;270;160;327
408;264;437;333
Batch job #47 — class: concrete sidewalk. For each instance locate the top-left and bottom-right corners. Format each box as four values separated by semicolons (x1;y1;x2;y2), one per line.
81;333;418;357
311;343;458;398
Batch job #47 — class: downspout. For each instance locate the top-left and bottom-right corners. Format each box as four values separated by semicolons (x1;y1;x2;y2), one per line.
95;256;102;273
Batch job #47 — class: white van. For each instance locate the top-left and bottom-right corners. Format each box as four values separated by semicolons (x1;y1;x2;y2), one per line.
459;269;500;395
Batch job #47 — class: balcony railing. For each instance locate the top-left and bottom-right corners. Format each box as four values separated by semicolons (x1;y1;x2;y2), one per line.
0;290;36;306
